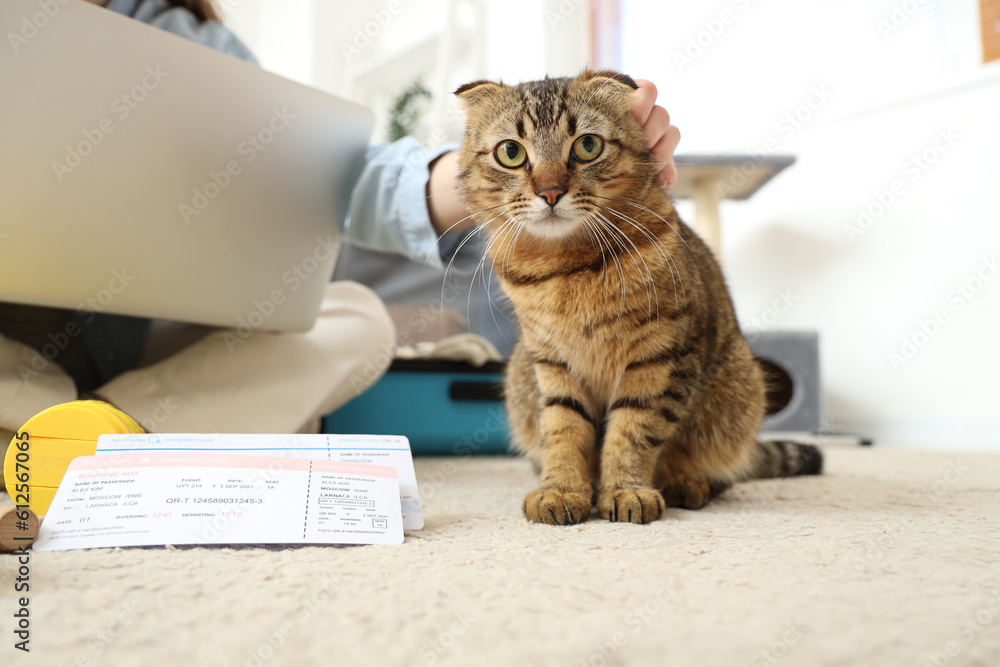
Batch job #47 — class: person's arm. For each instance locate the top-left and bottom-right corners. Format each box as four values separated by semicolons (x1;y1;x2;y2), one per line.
426;79;681;236
343;139;461;269
426;152;469;237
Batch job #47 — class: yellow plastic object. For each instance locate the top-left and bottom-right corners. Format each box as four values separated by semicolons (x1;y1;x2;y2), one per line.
3;401;144;516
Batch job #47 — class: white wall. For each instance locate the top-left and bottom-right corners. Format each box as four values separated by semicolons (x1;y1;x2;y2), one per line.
721;82;1000;449
222;0;315;84
220;0;1000;449
622;0;1000;449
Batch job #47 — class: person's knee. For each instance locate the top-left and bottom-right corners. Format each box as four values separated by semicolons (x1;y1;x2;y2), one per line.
327;280;396;373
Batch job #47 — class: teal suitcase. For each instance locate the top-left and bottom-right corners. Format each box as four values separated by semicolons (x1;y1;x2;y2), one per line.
322;360;512;455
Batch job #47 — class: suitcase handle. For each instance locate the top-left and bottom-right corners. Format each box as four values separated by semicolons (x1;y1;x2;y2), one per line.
449;381;503;402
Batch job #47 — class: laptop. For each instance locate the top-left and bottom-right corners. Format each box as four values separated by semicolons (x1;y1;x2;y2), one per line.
0;0;374;331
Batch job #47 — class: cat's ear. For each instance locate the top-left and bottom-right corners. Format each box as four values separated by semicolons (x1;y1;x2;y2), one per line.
578;69;639;91
453;79;504;107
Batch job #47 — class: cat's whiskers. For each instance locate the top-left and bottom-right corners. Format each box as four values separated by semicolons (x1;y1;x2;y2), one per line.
472;208;525;326
578;213;608;278
586;211;630;321
451;200;526;277
578;195;647;310
501;212;537;326
577;212;599;255
498;221;524;311
591;194;688;305
577;213;607;286
592;209;659;325
503;214;530;285
486;211;520;289
579;213;619;312
481;209;521;282
492;213;566;352
440;207;512;318
595;203;671;266
423;200;512;269
592;193;694;255
478;212;524;334
592;202;681;312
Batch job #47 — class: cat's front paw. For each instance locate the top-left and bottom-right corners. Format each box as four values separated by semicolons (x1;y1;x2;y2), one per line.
597;487;665;524
522;488;592;525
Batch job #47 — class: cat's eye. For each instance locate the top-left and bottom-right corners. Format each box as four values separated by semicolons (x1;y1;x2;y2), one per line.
572;134;604;162
494;140;527;168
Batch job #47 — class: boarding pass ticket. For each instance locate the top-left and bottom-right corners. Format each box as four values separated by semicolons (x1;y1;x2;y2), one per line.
93;433;423;529
33;452;403;551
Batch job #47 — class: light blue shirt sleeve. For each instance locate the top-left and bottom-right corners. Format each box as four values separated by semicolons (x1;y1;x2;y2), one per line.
345;138;467;271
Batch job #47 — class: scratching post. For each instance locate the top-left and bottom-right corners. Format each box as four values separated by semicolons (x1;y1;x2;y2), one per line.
749;330;822;433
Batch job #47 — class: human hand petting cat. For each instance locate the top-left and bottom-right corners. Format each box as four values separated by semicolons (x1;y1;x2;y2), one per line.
631;79;680;188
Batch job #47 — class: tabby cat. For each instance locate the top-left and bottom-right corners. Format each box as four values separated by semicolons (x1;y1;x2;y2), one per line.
454;70;821;525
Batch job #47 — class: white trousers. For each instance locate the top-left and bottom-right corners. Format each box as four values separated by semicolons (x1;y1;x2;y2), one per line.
0;282;395;438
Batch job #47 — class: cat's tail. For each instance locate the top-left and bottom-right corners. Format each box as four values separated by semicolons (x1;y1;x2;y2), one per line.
747;439;823;479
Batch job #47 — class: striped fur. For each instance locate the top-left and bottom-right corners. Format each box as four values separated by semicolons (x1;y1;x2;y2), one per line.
455;71;822;524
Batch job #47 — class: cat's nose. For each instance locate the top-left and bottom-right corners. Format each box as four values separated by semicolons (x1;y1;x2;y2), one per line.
536;187;566;207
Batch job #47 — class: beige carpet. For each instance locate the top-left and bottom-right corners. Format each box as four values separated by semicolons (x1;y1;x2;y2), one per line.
3;446;1000;667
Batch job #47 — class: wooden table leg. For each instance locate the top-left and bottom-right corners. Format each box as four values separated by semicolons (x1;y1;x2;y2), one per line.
691;178;723;261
